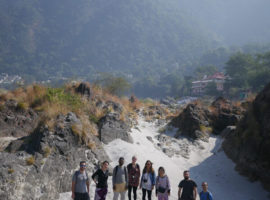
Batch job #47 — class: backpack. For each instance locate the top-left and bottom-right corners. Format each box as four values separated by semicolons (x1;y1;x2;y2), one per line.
114;166;128;182
199;191;210;200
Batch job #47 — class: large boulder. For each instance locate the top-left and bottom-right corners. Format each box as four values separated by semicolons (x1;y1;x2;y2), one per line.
0;100;39;137
170;103;211;140
0;113;110;200
98;112;133;144
223;82;270;191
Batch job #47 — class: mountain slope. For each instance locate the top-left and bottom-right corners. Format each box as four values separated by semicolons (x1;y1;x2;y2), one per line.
0;0;218;80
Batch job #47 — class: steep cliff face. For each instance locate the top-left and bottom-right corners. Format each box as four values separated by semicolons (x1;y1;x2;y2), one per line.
223;82;270;191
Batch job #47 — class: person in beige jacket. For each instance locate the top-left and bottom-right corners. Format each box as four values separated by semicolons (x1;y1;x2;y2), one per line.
113;157;129;200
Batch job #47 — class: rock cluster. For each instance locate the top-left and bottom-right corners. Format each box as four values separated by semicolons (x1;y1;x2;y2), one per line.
0;82;134;199
170;97;244;141
0;112;110;200
209;97;244;133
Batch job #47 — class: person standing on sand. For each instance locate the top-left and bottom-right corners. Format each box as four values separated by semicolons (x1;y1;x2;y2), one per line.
92;161;109;200
178;171;197;200
127;156;141;200
155;167;171;200
113;157;129;200
140;160;156;200
199;182;213;200
72;161;90;200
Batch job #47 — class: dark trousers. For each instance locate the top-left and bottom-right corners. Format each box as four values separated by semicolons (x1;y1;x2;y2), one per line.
128;185;137;200
142;188;152;200
74;192;90;200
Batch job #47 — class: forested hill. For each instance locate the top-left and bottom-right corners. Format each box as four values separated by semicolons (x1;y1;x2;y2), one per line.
0;0;219;80
1;0;270;97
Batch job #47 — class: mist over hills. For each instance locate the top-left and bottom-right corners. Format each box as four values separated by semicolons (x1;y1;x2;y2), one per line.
181;0;270;45
0;0;270;97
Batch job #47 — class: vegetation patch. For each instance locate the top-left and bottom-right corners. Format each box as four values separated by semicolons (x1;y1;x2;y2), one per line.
8;168;14;174
25;156;35;165
16;102;28;111
200;125;213;134
43;146;51;158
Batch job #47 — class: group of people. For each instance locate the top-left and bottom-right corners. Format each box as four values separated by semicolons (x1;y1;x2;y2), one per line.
71;156;213;200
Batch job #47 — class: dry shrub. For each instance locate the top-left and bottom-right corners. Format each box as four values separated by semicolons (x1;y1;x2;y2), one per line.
43;146;51;158
8;168;14;174
71;123;82;136
87;141;96;150
17;102;28;110
81;114;98;136
200;125;213;134
26;156;35;165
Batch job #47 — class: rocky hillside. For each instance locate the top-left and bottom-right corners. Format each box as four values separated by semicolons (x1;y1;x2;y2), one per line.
223;82;270;191
0;82;139;199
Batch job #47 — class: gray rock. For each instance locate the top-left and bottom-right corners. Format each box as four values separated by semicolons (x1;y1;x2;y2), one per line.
0;101;39;138
146;136;154;143
162;148;174;157
98;113;133;144
104;101;123;113
65;112;80;123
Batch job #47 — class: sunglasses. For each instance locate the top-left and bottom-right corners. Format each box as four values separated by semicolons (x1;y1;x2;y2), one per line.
80;165;86;167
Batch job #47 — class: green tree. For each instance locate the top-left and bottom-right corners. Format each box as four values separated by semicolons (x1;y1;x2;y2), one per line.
94;73;131;96
194;65;218;79
225;52;255;88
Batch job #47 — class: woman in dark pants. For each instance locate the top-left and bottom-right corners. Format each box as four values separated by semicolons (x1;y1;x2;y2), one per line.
140;160;156;200
92;161;109;200
127;156;141;200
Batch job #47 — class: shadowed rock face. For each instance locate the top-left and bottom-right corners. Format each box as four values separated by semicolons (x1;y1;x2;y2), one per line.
0;113;110;200
209;97;244;133
0;100;39;137
223;82;270;191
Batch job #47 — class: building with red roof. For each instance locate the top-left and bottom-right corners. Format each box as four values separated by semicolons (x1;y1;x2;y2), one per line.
191;72;226;95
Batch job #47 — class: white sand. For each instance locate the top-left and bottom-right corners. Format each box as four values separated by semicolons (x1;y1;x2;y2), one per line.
60;118;269;200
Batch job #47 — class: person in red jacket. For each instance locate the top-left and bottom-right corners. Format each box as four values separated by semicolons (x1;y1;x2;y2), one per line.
127;156;141;200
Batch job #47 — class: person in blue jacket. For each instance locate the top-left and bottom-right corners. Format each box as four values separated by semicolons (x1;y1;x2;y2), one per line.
140;160;156;200
199;182;213;200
